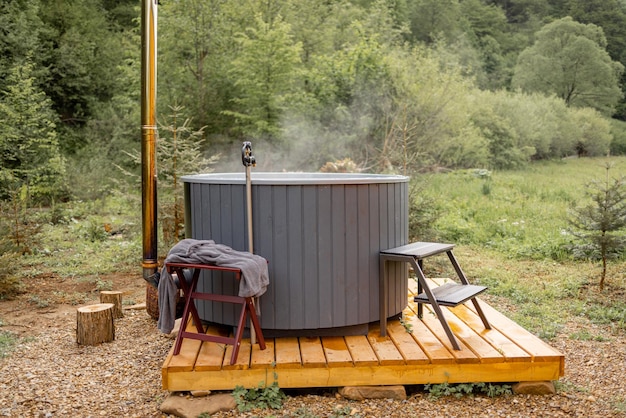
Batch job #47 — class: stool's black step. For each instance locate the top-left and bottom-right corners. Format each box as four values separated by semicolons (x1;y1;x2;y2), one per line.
414;283;487;307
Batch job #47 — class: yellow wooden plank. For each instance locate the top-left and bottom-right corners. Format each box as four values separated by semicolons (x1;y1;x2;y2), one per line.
251;339;275;369
386;320;430;365
299;337;327;368
163;275;565;392
403;307;455;364
426;304;505;364
450;304;531;363
321;336;353;367
344;335;379;367
164;357;564;391
194;325;227;371
422;278;532;362
367;324;405;365
418;304;480;363
161;345;174;389
465;300;564;364
166;319;203;372
275;337;302;368
223;339;252;370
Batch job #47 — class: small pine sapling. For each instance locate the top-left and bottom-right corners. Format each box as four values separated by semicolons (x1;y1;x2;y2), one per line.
568;163;626;290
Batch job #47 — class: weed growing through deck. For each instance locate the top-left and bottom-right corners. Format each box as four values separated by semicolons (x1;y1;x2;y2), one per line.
399;313;413;334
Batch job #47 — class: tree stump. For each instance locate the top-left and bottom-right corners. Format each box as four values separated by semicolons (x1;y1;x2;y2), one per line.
99;290;124;318
76;303;115;345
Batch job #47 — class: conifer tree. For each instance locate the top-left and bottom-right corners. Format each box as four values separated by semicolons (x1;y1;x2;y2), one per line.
157;105;215;248
0;59;67;203
568;163;626;290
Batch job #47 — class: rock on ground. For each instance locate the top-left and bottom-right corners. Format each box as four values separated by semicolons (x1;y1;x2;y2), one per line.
160;393;236;418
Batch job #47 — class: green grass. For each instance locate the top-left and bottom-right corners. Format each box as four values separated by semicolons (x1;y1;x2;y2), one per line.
413;156;626;339
420;157;626;259
19;193;143;280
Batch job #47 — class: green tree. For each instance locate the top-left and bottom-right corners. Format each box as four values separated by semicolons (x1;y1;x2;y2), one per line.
0;59;67;203
566;0;626;64
487;0;549;24
159;0;238;137
157;106;215;248
38;0;128;150
568;163;626;291
459;0;509;89
296;25;393;169
512;17;624;115
379;46;487;172
564;0;626;119
224;13;303;141
407;0;461;44
0;0;47;94
67;26;142;200
282;0;364;69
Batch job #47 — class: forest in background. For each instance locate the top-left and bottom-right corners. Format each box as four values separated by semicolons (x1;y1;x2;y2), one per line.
2;0;626;205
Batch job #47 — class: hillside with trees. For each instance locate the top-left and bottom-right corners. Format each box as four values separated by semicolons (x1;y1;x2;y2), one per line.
2;0;626;239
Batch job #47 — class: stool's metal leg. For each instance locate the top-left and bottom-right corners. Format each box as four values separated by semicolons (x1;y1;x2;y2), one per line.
446;251;470;285
417;259;424;319
471;299;491;330
447;251;491;329
379;256;388;337
409;259;461;351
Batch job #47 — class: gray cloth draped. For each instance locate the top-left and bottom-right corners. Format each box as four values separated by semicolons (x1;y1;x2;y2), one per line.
157;239;269;334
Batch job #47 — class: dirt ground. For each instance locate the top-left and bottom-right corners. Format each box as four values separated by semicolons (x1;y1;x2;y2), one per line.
0;271;148;336
1;271;626;417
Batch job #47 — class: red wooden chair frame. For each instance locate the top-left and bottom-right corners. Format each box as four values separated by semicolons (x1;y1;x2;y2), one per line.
166;262;266;365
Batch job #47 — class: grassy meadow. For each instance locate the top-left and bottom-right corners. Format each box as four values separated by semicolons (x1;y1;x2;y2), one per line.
2;157;626;350
413;156;626;340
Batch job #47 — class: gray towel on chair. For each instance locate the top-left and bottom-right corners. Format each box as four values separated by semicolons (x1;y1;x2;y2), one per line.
157;239;269;334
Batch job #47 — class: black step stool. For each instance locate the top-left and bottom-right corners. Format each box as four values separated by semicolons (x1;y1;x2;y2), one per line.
380;242;490;350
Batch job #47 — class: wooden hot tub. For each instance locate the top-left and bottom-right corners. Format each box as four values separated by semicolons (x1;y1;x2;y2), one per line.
182;172;409;336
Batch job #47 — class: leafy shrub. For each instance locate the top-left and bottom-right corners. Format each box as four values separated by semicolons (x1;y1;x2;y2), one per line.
424;382;512;399
569;107;612;157
0;252;22;300
79;219;109;242
610;119;626;156
408;178;442;241
233;381;286;412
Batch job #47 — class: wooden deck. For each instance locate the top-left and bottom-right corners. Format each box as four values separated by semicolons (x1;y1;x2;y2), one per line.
161;278;564;391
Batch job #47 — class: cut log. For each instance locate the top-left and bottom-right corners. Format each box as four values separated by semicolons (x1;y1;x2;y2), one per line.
99;290;124;318
76;303;115;345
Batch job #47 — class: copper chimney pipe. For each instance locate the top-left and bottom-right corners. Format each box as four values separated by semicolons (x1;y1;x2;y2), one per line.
141;0;158;279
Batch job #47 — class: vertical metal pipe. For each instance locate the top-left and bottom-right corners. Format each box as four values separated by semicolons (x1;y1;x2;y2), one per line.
141;0;158;279
241;142;257;343
245;165;253;254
